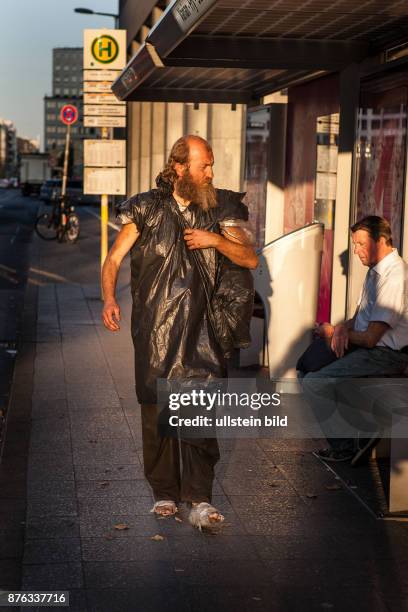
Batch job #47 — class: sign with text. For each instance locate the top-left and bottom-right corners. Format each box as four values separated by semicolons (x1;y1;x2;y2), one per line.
83;81;115;93
84;140;126;168
83;69;121;81
84;105;126;117
83;92;124;105
84;116;126;128
84;167;126;195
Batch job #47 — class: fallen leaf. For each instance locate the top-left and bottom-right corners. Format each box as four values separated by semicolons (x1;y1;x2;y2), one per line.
306;493;318;499
99;481;110;488
150;534;165;541
325;484;341;491
252;597;262;601
174;516;183;523
175;568;185;572
114;523;129;530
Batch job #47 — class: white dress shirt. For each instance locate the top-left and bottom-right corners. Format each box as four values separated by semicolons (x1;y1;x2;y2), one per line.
354;249;408;350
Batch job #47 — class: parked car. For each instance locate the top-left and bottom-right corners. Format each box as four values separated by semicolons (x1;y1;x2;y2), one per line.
40;179;99;205
0;178;10;189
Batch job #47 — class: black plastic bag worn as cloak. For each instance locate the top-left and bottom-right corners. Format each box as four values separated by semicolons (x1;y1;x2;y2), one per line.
115;187;254;404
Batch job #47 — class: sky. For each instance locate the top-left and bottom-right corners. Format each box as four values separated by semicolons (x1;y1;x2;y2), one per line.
0;0;118;147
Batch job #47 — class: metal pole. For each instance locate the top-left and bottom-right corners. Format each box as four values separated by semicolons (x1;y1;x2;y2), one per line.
100;126;109;299
61;124;71;198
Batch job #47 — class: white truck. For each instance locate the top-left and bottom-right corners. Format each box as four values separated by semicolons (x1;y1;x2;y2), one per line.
20;153;51;197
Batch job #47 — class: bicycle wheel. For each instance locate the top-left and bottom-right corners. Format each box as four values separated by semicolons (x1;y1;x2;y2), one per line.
35;212;58;240
62;213;80;243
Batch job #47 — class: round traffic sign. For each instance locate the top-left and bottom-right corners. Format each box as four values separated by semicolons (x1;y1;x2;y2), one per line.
60;105;78;125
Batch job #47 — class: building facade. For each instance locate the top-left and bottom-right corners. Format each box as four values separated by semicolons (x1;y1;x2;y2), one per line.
0;118;18;179
44;47;96;180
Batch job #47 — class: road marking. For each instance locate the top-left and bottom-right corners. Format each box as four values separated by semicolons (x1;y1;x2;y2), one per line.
83;206;120;232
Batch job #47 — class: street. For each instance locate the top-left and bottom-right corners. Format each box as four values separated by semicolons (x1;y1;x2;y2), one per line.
0;190;408;611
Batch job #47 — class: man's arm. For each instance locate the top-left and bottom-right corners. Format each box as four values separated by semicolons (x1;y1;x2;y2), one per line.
183;227;258;269
102;223;139;331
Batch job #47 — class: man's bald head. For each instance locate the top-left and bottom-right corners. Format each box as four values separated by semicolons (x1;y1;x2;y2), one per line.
156;135;216;209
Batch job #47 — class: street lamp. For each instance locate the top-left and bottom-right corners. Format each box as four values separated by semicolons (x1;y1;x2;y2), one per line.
74;7;119;27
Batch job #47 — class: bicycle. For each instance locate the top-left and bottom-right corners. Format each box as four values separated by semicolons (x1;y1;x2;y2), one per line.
35;190;80;243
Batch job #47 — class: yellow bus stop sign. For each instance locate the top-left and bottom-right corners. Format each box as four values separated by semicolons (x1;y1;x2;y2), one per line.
84;30;126;70
91;35;119;64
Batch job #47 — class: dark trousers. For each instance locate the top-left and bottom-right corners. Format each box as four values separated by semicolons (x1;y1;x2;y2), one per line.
141;404;220;503
298;338;408;451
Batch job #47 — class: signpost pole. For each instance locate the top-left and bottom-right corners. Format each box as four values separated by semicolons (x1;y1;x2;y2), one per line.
61;123;71;199
100;126;109;299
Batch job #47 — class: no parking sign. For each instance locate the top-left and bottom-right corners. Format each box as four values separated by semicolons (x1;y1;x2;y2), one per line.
60;104;78;125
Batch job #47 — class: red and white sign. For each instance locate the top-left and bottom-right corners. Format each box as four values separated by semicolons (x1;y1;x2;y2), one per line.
60;105;79;125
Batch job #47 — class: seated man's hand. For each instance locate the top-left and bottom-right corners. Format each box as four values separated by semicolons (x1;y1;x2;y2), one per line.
314;322;334;338
331;323;349;358
183;228;220;250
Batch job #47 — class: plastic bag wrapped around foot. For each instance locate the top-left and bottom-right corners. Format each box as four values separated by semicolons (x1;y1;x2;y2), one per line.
188;502;225;531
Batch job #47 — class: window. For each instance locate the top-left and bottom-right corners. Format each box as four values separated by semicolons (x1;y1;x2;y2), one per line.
47;101;56;108
63;88;70;95
46;114;55;121
55;88;61;95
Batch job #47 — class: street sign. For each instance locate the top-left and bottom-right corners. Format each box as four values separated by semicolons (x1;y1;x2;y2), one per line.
84;30;126;70
84;140;126;168
83;81;115;93
60;104;78;125
84;104;126;117
84;116;126;128
84;167;126;195
83;69;121;81
83;92;124;105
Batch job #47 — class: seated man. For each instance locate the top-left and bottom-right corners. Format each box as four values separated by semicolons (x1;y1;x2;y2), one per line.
298;215;408;463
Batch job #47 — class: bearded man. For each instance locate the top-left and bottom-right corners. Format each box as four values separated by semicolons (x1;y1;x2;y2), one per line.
101;135;257;529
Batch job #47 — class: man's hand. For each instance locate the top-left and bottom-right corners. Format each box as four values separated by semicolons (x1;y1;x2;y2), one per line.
314;322;335;338
183;228;220;250
331;323;349;358
102;298;121;331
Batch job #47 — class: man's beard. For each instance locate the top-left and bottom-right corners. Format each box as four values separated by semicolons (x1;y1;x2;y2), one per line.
175;170;217;210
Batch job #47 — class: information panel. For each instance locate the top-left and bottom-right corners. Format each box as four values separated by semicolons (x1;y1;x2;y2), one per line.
84;140;126;168
84;167;126;195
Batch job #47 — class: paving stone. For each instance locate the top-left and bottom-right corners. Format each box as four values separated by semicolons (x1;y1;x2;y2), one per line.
27;454;74;482
26;497;77;518
23;537;81;564
86;586;189;612
81;535;173;562
78;496;153;516
76;479;150;499
84;560;179;589
22;562;83;589
0;559;21;589
27;479;76;500
79;513;163;538
26;516;80;540
74;463;143;481
73;447;140;466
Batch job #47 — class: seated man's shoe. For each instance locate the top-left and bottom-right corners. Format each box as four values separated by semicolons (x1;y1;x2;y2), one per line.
351;436;381;467
316;448;354;462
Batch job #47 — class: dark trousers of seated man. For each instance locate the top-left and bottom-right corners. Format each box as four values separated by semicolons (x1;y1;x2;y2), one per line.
141;404;219;503
298;338;408;451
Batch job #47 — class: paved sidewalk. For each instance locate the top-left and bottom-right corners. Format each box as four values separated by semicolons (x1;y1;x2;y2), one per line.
3;205;408;611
